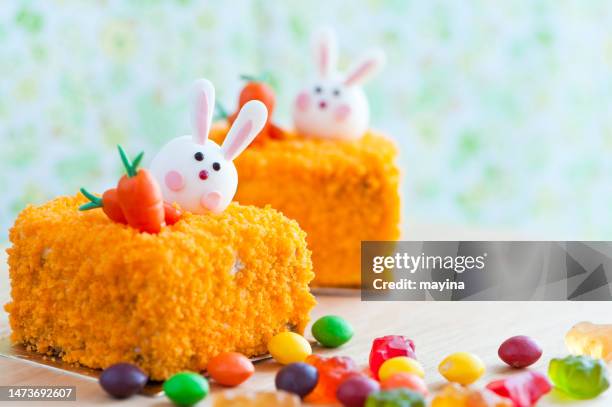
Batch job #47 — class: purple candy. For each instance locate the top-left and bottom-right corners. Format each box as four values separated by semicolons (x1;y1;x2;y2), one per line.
337;375;380;407
99;363;148;399
275;362;319;398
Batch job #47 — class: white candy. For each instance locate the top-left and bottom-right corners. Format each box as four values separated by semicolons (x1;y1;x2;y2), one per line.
150;79;267;214
293;28;385;140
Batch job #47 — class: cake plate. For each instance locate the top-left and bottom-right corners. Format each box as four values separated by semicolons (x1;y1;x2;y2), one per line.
0;336;272;397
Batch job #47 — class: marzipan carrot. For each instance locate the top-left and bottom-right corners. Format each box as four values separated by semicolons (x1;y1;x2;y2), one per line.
163;202;182;226
79;187;127;224
228;74;284;145
116;146;165;234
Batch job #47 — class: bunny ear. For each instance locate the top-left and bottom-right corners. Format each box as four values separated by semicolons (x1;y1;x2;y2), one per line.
191;78;215;145
343;49;386;86
222;100;268;161
312;27;337;78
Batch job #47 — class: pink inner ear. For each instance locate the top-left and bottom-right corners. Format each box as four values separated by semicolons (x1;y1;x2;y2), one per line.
194;91;209;144
344;60;376;86
165;170;184;191
224;120;252;160
319;43;328;75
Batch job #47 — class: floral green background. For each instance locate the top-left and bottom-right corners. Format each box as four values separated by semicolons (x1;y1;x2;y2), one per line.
2;0;612;240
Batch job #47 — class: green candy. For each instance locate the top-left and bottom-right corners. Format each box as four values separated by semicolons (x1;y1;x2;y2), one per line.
311;315;354;348
365;389;425;407
548;355;610;399
163;372;209;406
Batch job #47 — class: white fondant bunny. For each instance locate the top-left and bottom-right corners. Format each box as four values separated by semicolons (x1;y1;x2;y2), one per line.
293;28;386;140
150;79;267;214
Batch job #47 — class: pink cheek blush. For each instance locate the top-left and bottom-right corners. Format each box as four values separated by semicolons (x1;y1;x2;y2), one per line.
295;92;310;112
165;170;184;191
334;104;352;122
201;191;222;212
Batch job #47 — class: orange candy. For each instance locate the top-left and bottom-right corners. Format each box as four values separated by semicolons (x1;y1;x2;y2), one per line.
305;354;360;403
380;372;429;396
207;352;255;387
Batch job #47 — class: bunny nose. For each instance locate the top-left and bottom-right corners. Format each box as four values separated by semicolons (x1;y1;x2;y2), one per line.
199;170;209;180
319;100;327;109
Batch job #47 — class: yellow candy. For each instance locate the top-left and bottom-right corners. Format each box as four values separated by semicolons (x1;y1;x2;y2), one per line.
566;322;612;362
267;332;312;365
438;352;485;385
378;357;425;381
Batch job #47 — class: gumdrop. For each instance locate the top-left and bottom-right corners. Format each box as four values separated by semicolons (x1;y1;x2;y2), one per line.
486;371;551;407
369;335;416;379
566;322;612;362
305;354;360;403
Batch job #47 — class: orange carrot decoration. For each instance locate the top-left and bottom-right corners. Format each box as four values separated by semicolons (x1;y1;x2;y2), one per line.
79;146;181;231
228;74;284;145
116;146;165;234
163;202;182;226
79;187;127;224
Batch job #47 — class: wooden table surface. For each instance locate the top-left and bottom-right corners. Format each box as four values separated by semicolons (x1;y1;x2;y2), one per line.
1;238;611;406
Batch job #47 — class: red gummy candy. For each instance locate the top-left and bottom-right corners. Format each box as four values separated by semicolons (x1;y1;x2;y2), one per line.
305;354;360;404
369;335;417;379
486;371;552;407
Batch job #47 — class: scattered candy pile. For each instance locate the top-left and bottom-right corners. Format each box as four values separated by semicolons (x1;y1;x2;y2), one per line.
97;317;611;406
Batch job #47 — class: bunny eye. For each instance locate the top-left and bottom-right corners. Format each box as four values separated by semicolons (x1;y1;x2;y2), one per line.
212;162;221;171
194;152;204;161
333;88;341;97
314;86;322;94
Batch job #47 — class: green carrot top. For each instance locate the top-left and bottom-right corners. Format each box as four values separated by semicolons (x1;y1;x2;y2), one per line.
117;145;144;178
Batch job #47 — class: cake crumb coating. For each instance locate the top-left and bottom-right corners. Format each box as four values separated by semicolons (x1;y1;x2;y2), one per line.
211;126;401;287
5;195;315;380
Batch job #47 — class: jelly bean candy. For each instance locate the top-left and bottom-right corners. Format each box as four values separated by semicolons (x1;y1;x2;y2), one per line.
207;352;254;387
213;390;301;406
312;315;354;348
438;352;485;385
498;336;542;369
379;357;425;381
432;383;512;407
99;363;148;399
275;362;319;398
548;355;610;399
566;322;612;362
365;389;425;407
337;375;380;407
380;373;428;396
268;332;312;365
486;371;551;407
369;335;416;380
163;372;209;406
305;354;360;403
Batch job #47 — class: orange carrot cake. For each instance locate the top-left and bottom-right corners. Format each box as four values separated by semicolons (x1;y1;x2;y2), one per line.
6;195;315;380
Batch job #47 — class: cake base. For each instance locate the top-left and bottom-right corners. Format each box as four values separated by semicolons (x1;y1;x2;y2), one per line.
5;195;315;380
